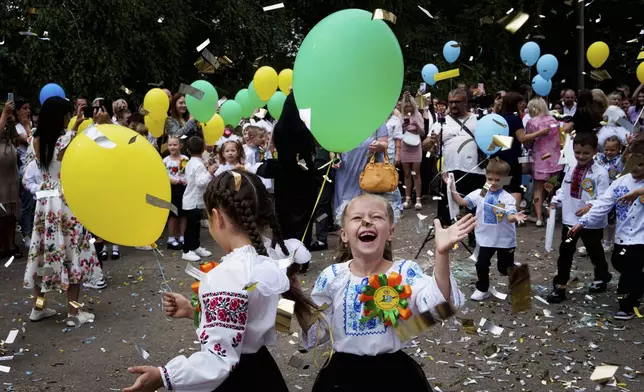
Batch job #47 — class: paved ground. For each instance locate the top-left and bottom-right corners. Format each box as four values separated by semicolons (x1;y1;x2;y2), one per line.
1;202;642;392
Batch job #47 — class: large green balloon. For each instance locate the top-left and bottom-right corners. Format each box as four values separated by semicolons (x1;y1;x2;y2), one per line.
248;81;267;110
293;9;404;153
185;80;219;123
219;100;242;126
267;91;287;119
234;89;253;118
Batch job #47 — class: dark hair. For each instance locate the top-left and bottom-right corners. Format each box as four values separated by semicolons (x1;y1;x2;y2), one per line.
486;159;511;176
170;93;189;123
628;137;644;156
636;90;644;112
186;136;205;155
500;92;524;115
218;140;244;165
13;98;30;119
75;96;90;107
573;131;598;149
38;97;71;169
604;136;621;147
332;195;394;263
204;170;316;323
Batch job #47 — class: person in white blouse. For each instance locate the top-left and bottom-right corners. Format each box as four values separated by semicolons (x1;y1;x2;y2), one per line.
294;194;473;391
124;170;316;392
571;139;644;321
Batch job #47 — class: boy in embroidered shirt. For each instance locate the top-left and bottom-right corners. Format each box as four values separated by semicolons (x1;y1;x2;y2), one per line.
594;135;624;252
447;159;526;301
570;139;644;320
181;136;216;262
244;125;273;192
547;132;612;304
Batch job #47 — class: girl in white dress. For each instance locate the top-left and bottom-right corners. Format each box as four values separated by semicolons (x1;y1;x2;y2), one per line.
124;169;315;392
296;194;474;391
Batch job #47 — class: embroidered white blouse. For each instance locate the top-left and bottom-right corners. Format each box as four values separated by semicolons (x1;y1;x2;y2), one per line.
159;244;299;391
302;259;465;356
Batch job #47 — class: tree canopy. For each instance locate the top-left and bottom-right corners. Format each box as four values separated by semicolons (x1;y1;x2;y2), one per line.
1;0;642;106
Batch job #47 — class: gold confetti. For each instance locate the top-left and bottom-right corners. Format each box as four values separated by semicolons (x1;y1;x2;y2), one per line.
502;12;529;34
120;85;133;95
509;265;532;313
179;83;205;100
69;301;83;309
434;68;460;82
638;51;644;60
590;69;611;82
276;298;295;333
145;194;178;215
541;152;552;160
128;135;137;144
35;297;46;310
372;9;397;24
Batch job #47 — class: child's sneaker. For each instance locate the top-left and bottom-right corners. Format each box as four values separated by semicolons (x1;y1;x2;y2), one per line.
577;246;587;256
602;240;613;253
589;273;611;293
546;288;567;303
83;277;107;290
29;307;57;322
182;251;201;262
614;311;635;320
195;247;212;257
470;289;491;301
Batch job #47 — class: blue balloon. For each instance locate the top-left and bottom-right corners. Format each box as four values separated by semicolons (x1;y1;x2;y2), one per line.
39;83;66;105
421;64;439;86
531;75;552;97
536;54;558;80
475;114;510;156
520;41;540;67
442;41;461;64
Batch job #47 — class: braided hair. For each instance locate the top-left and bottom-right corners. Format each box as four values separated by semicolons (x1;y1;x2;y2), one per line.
204;169;317;323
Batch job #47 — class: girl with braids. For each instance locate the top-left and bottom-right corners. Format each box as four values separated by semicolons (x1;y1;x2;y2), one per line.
295;194;473;392
124;169;316;392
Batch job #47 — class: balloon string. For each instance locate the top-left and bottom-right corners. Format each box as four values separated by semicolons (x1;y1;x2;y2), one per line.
301;164;333;242
453;158;490;186
152;246;174;321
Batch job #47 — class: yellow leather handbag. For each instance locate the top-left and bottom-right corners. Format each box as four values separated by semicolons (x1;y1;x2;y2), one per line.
359;153;399;193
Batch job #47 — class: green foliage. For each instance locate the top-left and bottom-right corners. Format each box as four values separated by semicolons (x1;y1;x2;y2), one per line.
0;0;641;106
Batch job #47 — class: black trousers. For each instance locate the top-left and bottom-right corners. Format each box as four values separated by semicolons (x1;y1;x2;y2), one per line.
438;170;486;225
475;246;516;292
611;244;644;312
313;351;432;392
183;208;202;253
216;346;288;392
553;226;609;286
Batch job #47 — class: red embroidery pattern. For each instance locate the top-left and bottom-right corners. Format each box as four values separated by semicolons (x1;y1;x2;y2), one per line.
210;343;227;357
231;332;243;348
161;366;173;390
202;292;249;331
199;330;209;345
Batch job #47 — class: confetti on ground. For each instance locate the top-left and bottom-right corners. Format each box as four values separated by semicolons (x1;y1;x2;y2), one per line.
263;3;284;11
4;256;13;268
4;330;18;344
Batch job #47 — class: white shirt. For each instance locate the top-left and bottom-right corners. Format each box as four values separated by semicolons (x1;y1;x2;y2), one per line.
214;162;249;177
465;188;518;248
580;174;644;245
431;115;484;174
22;160;43;199
159;244;295;392
386;115;403;161
302;260;464;356
522;113;531;128
244;145;273;192
563;103;577;117
182;157;212;210
551;162;609;229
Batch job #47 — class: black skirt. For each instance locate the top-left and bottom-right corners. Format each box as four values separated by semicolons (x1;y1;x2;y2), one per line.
215;346;288;392
170;184;186;217
312;351;432;392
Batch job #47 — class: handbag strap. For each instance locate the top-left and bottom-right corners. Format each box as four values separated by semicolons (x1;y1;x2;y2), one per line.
450;114;474;139
366;152;391;165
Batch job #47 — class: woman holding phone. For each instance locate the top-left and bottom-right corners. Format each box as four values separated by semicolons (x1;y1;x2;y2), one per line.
399;91;425;210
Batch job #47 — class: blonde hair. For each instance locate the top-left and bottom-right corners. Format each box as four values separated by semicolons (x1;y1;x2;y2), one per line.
246;125;264;138
527;97;549;118
591;89;609;114
486;159;511;176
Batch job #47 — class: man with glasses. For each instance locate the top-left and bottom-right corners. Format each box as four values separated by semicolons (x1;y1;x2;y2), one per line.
428;88;486;236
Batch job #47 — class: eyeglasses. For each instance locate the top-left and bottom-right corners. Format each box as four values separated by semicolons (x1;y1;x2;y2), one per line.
448;100;465;105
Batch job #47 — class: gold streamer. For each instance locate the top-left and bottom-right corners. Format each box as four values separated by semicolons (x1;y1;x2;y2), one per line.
310;303;334;369
434;69;460;82
145;194;178;215
372;9;397;24
230;171;242;191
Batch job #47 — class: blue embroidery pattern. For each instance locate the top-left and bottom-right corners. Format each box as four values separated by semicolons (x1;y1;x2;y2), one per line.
613;186;630;221
314;273;328;293
405;263;423;285
343;277;386;336
483;193;501;224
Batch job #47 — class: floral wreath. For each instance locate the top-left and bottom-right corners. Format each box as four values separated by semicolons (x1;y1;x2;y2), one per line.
191;261;219;327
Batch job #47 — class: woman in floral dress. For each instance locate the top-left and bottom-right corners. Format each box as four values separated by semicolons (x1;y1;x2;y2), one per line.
23;97;102;327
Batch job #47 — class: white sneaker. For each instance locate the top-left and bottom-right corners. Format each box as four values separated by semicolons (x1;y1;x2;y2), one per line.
535;220;544;227
577;246;587;256
66;310;95;327
414;202;422;211
195;247;212;257
83;277;107;290
182;251;201;262
402;199;411;209
29;307;57;322
135;245;153;251
602;241;612;253
470;289;492;301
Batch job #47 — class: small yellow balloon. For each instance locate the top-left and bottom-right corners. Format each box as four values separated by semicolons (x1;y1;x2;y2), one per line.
253;66;279;101
145;114;167;138
278;69;293;95
586;41;610;69
202;114;225;145
637;62;644;85
61;124;171;246
143;88;170;117
68;116;93;132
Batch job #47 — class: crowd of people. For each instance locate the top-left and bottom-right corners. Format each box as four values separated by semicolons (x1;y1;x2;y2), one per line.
0;78;643;391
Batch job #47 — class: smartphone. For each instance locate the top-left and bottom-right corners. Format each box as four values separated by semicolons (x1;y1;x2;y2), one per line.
404;85;411;93
7;93;14;102
83;105;94;118
419;83;427;94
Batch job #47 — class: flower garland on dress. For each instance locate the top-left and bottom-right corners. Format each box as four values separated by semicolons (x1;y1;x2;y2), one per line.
191;261;219;327
359;272;412;327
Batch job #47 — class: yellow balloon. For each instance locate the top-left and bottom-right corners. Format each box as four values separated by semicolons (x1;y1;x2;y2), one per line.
143;88;170;117
637;62;644;85
253;66;279;101
278;69;293;95
61;124;171;246
202;114;225;145
68;116;93;132
586;41;609;69
145;114;167;138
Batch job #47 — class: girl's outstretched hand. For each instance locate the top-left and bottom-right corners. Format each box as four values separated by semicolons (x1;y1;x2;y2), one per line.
434;214;477;254
162;292;193;319
123;366;163;392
